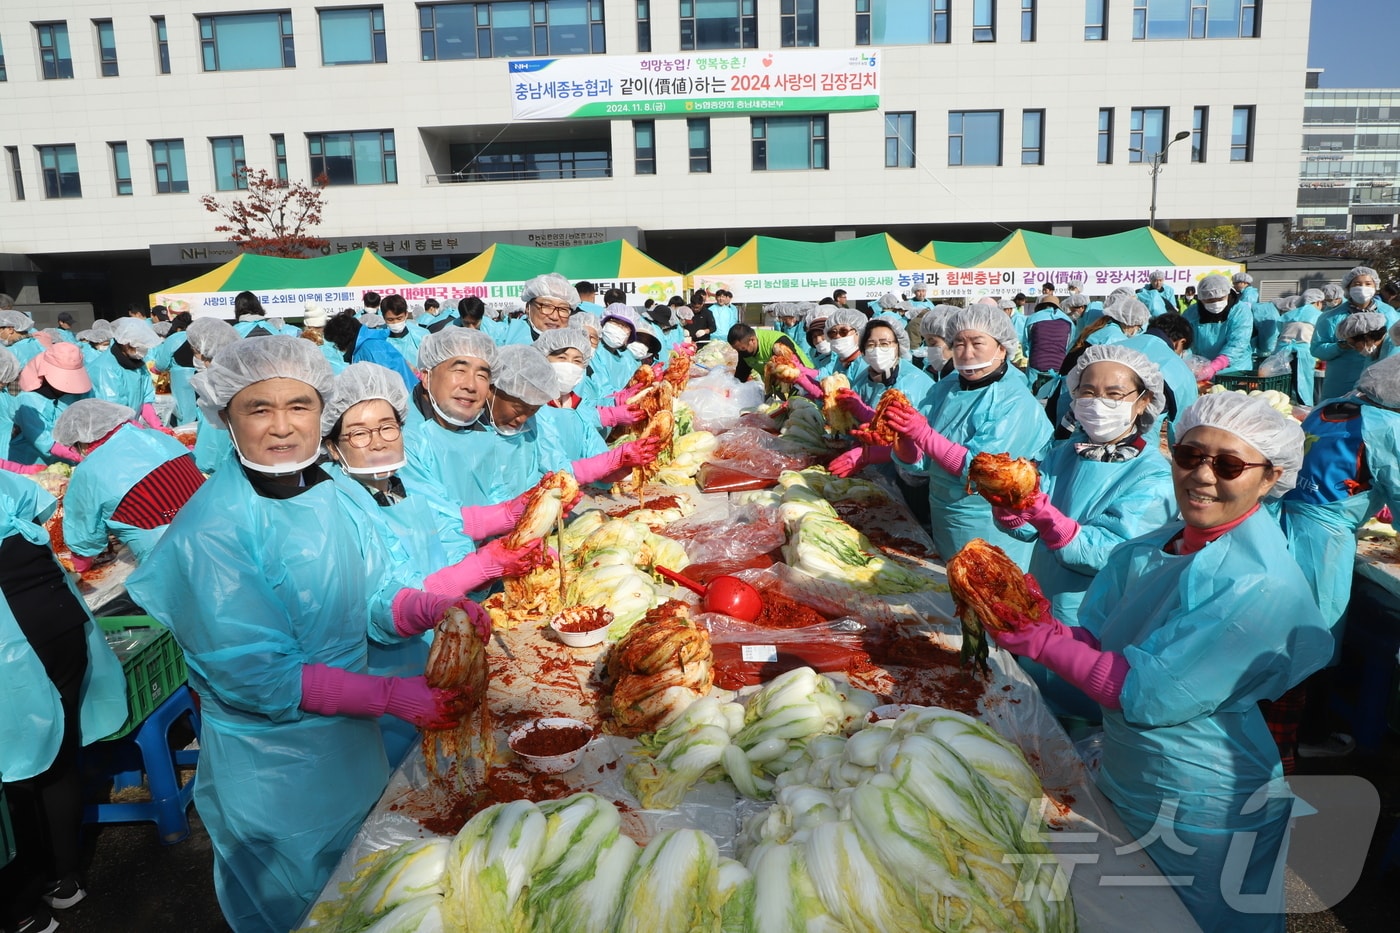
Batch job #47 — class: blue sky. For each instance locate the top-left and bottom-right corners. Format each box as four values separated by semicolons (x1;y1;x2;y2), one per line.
1309;0;1400;87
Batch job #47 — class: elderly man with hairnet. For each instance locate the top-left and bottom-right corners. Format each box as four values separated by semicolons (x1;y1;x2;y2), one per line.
85;318;170;431
483;272;579;347
1135;268;1177;317
126;336;485;933
53;399;204;568
990;392;1331;932
1311;265;1399;399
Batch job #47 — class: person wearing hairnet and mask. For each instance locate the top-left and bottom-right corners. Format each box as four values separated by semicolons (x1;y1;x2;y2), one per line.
771;302;811;352
322;309;419;390
584;305;648;398
915;306;958;381
379;293;429;369
907;282;935;313
874;306;1053;565
534;328;644;436
185;317;240;473
1119;314;1199;438
0;309;45;368
1233;271;1260;306
1312;266;1399;399
483;272;579;347
989;346;1175;721
1273;291;1324;403
819;308;872;381
1183;273;1255;381
804;305;834;374
53;399;204;568
1043;296;1156;425
1321;282;1346;309
86;318;169;432
872;292;905;322
148;313;200;427
992;393;1330;932
76;319;113;365
320;362;548;764
1135;269;1177;317
832;317;934;426
126;337;485;933
12;344;93;466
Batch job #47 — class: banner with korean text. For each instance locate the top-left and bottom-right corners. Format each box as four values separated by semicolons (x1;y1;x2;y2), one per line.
509;48;880;120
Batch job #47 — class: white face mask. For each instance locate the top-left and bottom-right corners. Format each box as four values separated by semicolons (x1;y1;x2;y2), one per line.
601;323;630;349
627;342;650;361
811;338;831;357
388;321;407;334
1072;394;1141;444
830;335;859;359
428;390;481;428
338;456;407;480
863;346;898;373
1350;286;1376;306
957;357;999;378
1202;297;1228;312
550;361;585;393
229;432;321;477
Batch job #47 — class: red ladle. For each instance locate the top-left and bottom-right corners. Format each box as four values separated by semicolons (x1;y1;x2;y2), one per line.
655;566;764;623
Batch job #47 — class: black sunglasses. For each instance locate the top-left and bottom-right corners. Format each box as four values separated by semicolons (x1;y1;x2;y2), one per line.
1170;444;1270;480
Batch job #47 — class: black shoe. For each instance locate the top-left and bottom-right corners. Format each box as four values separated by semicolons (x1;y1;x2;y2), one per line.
40;877;85;911
9;907;59;933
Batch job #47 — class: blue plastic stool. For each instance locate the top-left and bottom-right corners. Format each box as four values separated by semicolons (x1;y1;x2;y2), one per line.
83;685;201;844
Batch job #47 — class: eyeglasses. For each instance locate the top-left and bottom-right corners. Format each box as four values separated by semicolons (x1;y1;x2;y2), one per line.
1072;387;1143;403
865;340;899;349
828;327;857;338
529;300;573;319
339;423;402;448
1170;444;1270;480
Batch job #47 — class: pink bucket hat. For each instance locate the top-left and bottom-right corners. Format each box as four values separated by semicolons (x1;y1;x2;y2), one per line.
19;342;92;395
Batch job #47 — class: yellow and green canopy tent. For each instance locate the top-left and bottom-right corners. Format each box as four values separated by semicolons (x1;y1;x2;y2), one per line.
936;228;1239;297
917;239;1003;268
152;249;424;319
689;245;741;276
422;240;684;308
688;234;951;302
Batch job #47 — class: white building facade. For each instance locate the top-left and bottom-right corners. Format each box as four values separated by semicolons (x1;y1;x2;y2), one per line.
1296;87;1400;238
0;0;1311;305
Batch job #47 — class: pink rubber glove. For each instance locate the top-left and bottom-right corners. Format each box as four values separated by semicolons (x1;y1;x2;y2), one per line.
69;553;95;572
794;374;823;399
1035;636;1129;711
573;436;664;484
1016;491;1080;550
461;492;530;541
393;589;492;639
598;404;644;428
991;504;1028;529
829;444;892;478
992;616;1075;660
612;385;644;405
1;459;45;475
299;665;469;730
834;389;875;422
1203;355;1231;379
883;404;968;476
1377;506;1392;524
49;443;83;463
674;342;697;357
466;537;550;582
652;362;666;378
140;403;175;434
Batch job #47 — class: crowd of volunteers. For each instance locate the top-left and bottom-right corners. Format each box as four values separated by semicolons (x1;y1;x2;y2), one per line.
0;264;1396;933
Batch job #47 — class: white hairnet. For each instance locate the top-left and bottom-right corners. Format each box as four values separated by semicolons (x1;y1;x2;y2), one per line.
805;304;830;326
185;317;239;361
491;344;558;406
358;312;385;328
320;362;410;437
1356;354;1400;409
1104;296;1150;328
112;317;162;349
862;316;911;360
877;292;901;310
949;305;1020;357
825;309;868;334
571;311;600;334
1232;272;1253;285
1065;344;1167;426
519;273;580;308
0;347;21;384
534;327;594;363
997;298;1015;310
192;335;335;429
1175;393;1304;497
1062;294;1090;310
1276;296;1302;313
0;310;33;331
919;309;956;342
1197;274;1232;300
1322;284;1345;301
418;328;497;372
53;399;135;447
89;319;113;339
1336;311;1388;341
1342;266;1379;289
75;328;102;343
1068;278;1085;290
1300;289;1324;305
153;321;172;337
1149;270;1166;281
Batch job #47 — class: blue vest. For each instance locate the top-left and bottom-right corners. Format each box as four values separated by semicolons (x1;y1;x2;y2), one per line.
1289;401;1368;506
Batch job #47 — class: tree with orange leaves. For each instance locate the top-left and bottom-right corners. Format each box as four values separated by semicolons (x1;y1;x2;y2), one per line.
199;167;329;258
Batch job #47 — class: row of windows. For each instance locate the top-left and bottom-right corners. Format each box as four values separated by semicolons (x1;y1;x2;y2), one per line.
1303;106;1400;126
4;132;393;201
0;1;1266;80
1303;133;1400;153
1296;186;1400;209
1093;104;1254;166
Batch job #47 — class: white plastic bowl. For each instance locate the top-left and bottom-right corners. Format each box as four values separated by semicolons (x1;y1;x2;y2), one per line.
508;717;594;774
549;611;611;648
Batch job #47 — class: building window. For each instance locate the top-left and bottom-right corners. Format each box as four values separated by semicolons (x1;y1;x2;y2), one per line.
95;19;119;76
272;134;289;181
309;131;397;185
637;0;651;52
1085;0;1107;40
885;112;915;168
1097;108;1113;164
321;7;387;65
1231;105;1254;162
1021;110;1044;165
1129;107;1169;163
151;140;190;193
935;0;950;43
634;120;656;174
857;0;947;46
200;12;295;71
1191;106;1208;162
7;147;24;200
781;0;818;48
36;22;74;79
420;1;606;60
1134;0;1259;40
212;137;248;190
948;111;1002;166
0;34;7;81
110;142;132;196
752;116;828;171
447;134;610;181
680;0;757;51
1021;0;1036;41
688;118;711;173
973;0;995;42
154;16;171;74
39;145;81;199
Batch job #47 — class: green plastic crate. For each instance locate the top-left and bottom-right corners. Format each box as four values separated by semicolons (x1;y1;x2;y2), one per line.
1215;371;1294;397
96;615;187;742
1;780;14;868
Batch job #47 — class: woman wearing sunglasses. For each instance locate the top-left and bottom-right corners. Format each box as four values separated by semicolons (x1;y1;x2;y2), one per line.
992;392;1332;932
985;345;1176;722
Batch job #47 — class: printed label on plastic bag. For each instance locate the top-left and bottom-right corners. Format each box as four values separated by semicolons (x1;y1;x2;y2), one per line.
741;644;778;663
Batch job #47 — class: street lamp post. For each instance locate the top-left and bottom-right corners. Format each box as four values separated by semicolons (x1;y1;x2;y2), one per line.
1138;130;1192;231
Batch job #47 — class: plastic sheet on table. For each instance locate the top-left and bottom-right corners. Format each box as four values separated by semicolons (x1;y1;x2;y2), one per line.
663;504;787;576
679;368;764;433
701;612;868;689
706;427;815;479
